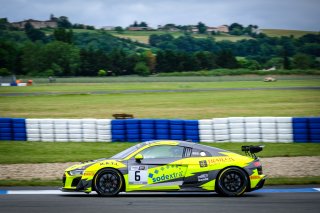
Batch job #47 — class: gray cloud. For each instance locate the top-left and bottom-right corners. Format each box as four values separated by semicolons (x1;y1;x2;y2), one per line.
1;0;319;31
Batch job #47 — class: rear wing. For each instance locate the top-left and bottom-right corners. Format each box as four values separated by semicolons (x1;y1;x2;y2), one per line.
241;145;264;159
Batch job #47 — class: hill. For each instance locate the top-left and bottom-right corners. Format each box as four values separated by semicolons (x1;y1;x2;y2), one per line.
108;30;253;44
261;29;318;38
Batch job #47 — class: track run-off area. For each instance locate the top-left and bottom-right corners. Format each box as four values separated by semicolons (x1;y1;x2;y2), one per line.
1;86;320;96
0;186;319;213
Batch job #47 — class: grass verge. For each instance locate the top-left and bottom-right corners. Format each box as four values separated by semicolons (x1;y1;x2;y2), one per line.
1;89;319;119
1;79;320;94
1;177;319;187
266;177;320;185
0;142;319;164
0;179;61;187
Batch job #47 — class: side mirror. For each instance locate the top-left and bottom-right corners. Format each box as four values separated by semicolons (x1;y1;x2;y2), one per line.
135;154;144;162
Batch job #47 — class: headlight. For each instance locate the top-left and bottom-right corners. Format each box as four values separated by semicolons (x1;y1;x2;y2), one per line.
68;169;84;176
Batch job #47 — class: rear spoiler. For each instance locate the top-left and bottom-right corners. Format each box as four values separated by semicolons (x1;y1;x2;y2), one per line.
241;145;264;159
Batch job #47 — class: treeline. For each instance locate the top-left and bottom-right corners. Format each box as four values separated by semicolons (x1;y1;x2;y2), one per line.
149;33;320;70
0;21;320;76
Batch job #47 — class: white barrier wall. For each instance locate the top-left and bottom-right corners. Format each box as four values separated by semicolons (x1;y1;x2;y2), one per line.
26;118;112;142
24;117;294;143
198;117;293;143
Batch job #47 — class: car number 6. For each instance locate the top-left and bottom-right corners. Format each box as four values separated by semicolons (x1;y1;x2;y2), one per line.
135;171;141;181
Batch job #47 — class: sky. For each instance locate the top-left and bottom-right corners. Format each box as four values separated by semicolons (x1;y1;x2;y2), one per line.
1;0;319;31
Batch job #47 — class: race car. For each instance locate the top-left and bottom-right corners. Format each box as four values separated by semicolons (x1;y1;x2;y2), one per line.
61;140;265;196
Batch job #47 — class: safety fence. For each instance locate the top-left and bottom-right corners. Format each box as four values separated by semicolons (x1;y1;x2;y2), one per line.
0;117;319;143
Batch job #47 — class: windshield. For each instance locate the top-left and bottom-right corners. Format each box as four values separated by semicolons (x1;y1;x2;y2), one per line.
110;143;148;159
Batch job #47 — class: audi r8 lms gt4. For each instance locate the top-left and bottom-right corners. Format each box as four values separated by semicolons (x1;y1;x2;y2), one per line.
61;140;265;197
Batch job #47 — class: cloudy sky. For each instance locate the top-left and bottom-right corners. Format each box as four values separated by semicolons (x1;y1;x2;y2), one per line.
1;0;319;31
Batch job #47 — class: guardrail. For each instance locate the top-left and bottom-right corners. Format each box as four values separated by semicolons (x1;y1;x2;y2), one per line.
0;117;319;143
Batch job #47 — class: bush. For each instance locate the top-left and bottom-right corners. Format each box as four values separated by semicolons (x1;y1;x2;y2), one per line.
0;68;11;76
134;62;150;76
98;69;107;77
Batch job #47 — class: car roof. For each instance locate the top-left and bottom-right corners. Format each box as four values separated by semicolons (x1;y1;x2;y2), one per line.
142;140;228;156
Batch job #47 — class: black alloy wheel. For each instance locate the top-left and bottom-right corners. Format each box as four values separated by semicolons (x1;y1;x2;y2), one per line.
216;167;248;196
94;169;123;196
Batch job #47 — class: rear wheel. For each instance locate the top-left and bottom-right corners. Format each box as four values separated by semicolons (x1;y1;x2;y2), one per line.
94;169;123;196
216;167;248;197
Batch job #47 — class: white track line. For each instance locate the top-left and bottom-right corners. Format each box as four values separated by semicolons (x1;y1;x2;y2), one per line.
7;190;83;195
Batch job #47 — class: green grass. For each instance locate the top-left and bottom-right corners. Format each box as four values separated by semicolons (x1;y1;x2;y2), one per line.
13;75;320;83
0;142;133;164
262;29;318;38
211;34;252;42
109;30;253;43
0;179;62;187
1;177;320;186
266;177;320;185
1;80;320;94
0;88;319;118
0;142;319;164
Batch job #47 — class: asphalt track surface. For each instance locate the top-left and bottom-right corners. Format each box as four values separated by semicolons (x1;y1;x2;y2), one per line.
0;186;319;213
1;86;320;96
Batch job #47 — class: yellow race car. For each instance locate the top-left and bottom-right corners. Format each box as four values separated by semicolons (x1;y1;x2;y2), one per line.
62;140;265;196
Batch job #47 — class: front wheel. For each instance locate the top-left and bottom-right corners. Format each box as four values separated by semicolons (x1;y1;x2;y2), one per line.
216;167;248;197
94;169;123;196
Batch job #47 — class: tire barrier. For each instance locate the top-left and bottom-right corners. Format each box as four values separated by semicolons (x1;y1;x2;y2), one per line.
0;117;319;143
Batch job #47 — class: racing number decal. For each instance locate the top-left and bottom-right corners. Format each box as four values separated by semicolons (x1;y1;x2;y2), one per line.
135;171;141;181
129;166;148;184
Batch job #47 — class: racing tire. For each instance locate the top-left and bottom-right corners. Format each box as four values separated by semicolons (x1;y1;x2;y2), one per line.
216;167;248;197
94;169;123;197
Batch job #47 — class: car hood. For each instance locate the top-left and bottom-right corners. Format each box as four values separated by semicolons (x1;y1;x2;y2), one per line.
64;158;124;172
65;158;108;171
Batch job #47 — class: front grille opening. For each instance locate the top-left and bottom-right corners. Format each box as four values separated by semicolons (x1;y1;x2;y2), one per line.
71;177;81;187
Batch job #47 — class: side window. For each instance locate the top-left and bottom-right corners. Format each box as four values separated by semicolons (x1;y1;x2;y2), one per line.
191;148;211;157
138;145;184;159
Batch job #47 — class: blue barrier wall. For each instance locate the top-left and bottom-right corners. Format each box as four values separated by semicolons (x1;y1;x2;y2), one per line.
111;119;200;143
0;118;26;141
293;117;320;143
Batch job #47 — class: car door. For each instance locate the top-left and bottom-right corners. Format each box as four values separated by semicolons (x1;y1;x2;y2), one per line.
126;145;188;191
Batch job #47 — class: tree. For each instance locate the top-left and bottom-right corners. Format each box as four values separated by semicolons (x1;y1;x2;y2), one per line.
195;51;217;70
139;21;148;27
142;50;156;72
57;16;72;28
197;22;207;34
281;48;291;69
134;61;150;76
41;41;80;76
132;21;138;27
229;23;244;35
292;53;314;69
115;26;124;34
0;40;19;73
216;50;239;69
238;58;261;70
265;57;284;69
21;41;45;75
0;18;9;30
0;68;11;76
53;28;73;43
24;22;46;42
